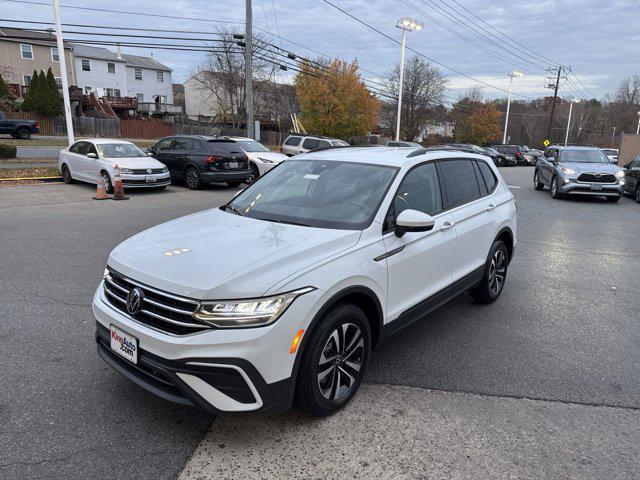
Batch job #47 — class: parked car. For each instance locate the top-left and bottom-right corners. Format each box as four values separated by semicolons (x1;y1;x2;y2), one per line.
484;147;515;167
58;139;170;192
94;147;516;417
491;144;528;166
622;154;640;203
447;143;486;154
533;145;625;202
385;140;422;148
601;148;619;164
148;135;250;189
281;134;349;156
0;112;39;139
225;136;288;183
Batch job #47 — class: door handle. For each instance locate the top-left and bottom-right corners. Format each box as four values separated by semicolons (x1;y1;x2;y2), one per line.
486;204;496;211
440;221;454;231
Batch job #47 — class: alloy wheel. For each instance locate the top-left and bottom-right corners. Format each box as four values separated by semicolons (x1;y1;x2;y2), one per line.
488;249;507;296
636;187;640;203
317;322;364;401
185;169;199;189
102;172;112;193
551;178;557;196
534;172;539;188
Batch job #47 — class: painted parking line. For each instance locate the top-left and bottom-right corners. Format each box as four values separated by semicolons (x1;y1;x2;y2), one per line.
508;185;522;189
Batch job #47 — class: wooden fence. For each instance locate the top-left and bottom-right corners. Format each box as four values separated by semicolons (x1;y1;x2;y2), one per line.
120;119;173;139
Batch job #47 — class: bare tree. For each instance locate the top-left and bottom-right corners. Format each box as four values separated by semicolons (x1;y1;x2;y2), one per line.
614;74;640;105
381;55;448;141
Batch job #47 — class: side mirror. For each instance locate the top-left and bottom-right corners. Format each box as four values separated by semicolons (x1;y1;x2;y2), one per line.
395;209;435;237
86;152;97;159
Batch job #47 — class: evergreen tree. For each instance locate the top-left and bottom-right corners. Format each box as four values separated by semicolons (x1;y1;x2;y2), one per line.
44;68;62;115
21;69;40;112
0;73;11;98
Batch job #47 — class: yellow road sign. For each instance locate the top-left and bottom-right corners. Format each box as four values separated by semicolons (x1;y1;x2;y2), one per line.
543;139;551;147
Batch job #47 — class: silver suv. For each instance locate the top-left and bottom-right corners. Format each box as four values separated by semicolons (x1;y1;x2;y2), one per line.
281;134;349;156
533;146;625;202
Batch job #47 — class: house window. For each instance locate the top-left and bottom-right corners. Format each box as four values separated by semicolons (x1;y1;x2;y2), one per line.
84;86;92;94
136;93;144;102
156;71;164;82
20;44;33;60
134;68;142;80
107;62;115;74
106;88;114;97
82;59;91;71
22;74;33;86
54;77;62;89
51;47;59;62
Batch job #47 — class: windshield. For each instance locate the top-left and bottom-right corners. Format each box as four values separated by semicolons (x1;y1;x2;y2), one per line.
97;143;147;158
234;140;270;153
227;159;398;230
601;149;617;156
560;149;610;163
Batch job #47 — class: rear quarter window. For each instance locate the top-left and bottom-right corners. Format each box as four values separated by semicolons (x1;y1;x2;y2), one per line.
302;138;320;150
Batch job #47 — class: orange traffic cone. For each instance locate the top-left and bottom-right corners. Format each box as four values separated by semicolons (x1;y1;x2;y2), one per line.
93;172;109;200
112;164;128;201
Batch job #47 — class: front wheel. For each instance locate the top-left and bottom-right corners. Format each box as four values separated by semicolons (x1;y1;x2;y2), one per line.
61;164;74;184
533;170;544;190
469;240;509;304
295;303;371;417
246;163;260;184
550;176;563;199
101;171;113;193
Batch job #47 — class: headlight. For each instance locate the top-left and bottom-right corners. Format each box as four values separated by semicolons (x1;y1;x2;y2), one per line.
120;168;134;174
162;166;168;173
559;166;576;175
194;287;315;328
615;170;624;178
258;157;274;164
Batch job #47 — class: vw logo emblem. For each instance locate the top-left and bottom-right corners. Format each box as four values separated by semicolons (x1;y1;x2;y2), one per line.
595;173;602;177
126;287;144;315
147;168;152;174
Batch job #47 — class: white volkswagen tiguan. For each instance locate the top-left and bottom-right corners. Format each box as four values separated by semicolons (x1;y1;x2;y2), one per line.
94;147;517;417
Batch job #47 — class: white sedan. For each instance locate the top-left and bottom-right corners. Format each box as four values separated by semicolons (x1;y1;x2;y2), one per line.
58;139;171;192
227;136;288;183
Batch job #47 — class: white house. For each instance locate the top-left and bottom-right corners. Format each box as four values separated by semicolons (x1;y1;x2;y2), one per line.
72;44;177;114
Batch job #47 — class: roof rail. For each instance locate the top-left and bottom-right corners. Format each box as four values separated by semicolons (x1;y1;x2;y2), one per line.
309;144;380;153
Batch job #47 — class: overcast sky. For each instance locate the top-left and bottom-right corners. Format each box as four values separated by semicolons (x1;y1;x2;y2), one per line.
5;0;639;102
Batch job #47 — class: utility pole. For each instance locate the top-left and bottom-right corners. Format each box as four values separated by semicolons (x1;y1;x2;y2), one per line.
564;98;580;146
503;71;523;144
245;0;254;140
53;0;74;145
546;66;562;142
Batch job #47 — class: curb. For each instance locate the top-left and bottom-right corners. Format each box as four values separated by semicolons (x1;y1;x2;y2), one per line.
0;176;64;183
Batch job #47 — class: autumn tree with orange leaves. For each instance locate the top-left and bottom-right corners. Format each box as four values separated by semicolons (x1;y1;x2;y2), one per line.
294;59;380;138
452;89;502;145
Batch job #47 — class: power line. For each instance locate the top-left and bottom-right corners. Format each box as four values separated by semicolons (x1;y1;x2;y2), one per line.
320;0;534;99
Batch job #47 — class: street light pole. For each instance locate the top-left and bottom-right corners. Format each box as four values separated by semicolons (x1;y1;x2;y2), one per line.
53;0;74;145
502;71;523;145
564;98;580;146
245;0;254;139
394;17;423;142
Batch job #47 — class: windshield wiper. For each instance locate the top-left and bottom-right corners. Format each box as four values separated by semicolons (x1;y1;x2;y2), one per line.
259;217;311;227
220;204;243;216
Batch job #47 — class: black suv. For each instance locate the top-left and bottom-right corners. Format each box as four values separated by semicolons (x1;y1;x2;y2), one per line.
491;144;527;166
623;155;640;203
149;135;250;189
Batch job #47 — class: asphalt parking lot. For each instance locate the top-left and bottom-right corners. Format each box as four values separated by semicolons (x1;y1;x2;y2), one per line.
1;167;640;479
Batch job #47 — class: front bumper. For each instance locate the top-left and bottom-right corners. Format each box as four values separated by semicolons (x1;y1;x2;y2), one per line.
201;170;250;184
121;173;171;189
559;178;624;196
92;282;324;414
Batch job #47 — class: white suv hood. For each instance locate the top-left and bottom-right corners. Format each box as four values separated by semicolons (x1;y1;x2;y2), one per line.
107;208;360;300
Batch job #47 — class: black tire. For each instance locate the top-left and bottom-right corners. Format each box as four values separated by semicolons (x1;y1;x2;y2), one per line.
550;176;563;199
184;167;202;190
469;240;509;304
533;170;544;190
16;128;31;139
61;164;74;184
246;163;260;184
295;303;371;417
606;195;621;203
226;181;242;188
635;185;640;204
100;171;113;194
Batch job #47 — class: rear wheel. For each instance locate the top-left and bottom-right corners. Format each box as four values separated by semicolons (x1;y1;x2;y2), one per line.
61;164;74;184
469;240;509;304
533;170;544;190
184;167;202;190
16;128;31;139
295;303;371;417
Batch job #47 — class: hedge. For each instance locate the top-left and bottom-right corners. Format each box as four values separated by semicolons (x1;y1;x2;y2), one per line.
0;143;17;159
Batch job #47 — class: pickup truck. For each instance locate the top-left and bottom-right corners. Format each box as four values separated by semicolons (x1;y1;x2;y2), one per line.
0;112;39;139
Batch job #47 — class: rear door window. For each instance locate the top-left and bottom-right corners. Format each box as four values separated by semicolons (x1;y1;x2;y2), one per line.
170;138;189;150
302;138;320;150
284;136;301;146
318;140;332;148
438;159;481;208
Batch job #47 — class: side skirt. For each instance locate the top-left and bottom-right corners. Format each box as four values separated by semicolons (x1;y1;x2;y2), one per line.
383;266;485;339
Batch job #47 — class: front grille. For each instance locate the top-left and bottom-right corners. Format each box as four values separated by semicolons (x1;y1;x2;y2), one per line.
103;270;211;335
130;168;165;175
577;173;616;183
